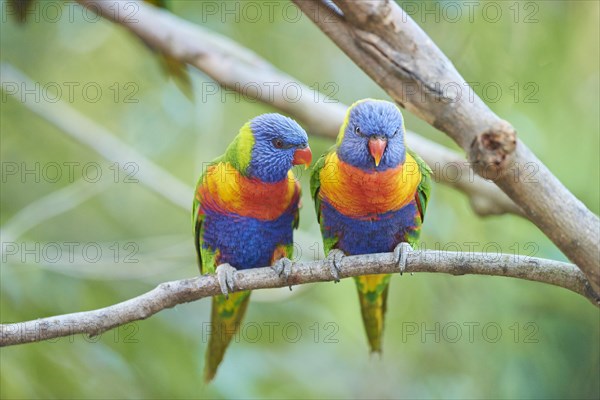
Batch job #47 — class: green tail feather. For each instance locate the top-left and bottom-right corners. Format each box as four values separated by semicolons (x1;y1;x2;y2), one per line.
204;291;251;382
355;274;391;353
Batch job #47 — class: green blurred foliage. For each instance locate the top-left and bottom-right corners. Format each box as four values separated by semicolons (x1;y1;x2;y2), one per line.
1;0;598;399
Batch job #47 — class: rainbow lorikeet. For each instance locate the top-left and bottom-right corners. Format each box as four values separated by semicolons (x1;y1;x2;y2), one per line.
192;114;312;382
310;99;432;353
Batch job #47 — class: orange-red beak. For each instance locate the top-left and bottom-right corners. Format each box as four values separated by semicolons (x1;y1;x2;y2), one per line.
368;138;387;167
293;146;312;169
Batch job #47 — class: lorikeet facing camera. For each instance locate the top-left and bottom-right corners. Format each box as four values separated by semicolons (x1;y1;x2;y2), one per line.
193;114;312;381
311;99;432;353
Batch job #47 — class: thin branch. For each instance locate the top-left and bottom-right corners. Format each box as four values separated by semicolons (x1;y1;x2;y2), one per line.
0;178;109;245
0;63;193;212
407;134;523;216
3;2;593;349
1;249;597;346
72;0;522;218
293;0;600;292
3;236;192;280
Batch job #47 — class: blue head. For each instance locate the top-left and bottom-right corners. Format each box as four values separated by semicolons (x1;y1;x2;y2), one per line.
337;99;406;171
246;113;312;182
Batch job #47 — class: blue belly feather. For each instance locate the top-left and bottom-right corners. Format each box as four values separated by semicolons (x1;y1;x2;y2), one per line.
201;209;294;270
321;200;418;255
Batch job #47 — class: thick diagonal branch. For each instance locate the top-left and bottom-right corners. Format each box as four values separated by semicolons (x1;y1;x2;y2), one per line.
293;0;600;292
71;0;521;217
1;250;597;347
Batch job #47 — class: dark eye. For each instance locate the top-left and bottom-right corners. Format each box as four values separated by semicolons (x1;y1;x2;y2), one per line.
272;138;284;149
355;126;362;136
392;129;399;137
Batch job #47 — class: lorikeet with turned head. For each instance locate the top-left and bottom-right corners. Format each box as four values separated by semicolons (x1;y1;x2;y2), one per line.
193;114;312;382
311;99;432;353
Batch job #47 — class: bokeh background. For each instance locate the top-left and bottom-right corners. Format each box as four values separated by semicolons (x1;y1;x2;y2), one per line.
1;0;599;398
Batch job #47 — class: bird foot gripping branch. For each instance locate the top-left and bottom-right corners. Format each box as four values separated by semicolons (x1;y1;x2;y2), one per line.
271;257;294;290
394;242;413;275
215;263;237;298
326;249;345;283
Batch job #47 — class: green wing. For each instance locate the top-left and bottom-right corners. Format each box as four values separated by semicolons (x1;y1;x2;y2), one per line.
310;152;325;224
192;155;225;275
192;172;206;274
310;145;338;223
292;178;301;230
310;146;339;256
407;148;432;224
285;177;302;260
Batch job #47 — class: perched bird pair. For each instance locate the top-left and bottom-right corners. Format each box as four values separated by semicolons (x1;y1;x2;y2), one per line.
193;99;432;382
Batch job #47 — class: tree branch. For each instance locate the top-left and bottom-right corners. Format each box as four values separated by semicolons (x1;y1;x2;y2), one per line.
0;178;109;244
293;0;600;292
5;0;593;348
71;0;522;218
1;249;597;346
0;63;193;211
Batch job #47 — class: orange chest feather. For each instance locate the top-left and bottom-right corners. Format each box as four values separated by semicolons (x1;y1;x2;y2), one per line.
319;152;421;217
197;163;299;220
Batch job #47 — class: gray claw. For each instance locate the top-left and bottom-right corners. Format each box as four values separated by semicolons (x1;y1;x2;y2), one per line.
394;242;413;275
326;249;345;283
272;257;293;290
215;263;237;298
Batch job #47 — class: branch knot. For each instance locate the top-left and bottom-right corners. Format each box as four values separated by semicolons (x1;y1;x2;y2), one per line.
469;120;517;180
